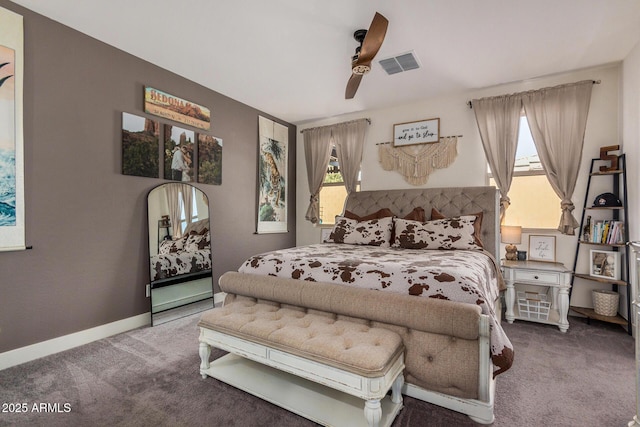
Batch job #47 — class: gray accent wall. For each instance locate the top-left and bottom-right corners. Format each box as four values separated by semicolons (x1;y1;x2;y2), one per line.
0;1;296;353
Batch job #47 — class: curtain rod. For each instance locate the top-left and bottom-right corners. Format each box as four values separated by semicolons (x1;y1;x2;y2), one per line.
466;79;601;109
300;118;371;134
376;135;463;145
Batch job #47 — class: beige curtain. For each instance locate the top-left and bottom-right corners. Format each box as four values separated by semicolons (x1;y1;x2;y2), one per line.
522;80;593;235
181;184;193;230
303;126;333;224
165;185;182;238
332;119;367;194
472;94;522;223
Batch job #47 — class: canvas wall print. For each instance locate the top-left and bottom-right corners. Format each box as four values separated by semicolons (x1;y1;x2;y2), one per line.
257;116;288;234
197;134;222;185
0;7;24;251
164;125;195;182
121;112;159;178
144;87;210;130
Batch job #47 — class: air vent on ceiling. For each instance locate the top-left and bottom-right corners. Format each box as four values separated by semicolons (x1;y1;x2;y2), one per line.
378;51;420;75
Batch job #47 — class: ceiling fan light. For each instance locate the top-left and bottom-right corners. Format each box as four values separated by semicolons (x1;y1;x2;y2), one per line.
352;64;371;75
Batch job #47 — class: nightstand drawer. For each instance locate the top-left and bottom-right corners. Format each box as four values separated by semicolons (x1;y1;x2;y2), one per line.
514;269;560;285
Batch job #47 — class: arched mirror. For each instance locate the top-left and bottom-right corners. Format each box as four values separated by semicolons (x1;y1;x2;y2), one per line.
147;182;213;325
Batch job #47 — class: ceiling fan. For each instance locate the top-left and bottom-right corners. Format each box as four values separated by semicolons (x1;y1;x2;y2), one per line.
345;12;389;100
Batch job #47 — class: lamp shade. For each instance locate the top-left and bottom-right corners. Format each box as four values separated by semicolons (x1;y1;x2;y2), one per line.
501;225;522;244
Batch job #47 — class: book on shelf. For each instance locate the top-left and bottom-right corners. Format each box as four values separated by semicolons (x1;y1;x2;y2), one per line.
584;218;625;244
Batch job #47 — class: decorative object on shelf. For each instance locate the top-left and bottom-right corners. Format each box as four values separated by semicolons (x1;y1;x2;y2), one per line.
257;116;288;234
592;289;619;317
0;6;25;252
501;225;522;261
144;86;210;130
377;136;458;186
589;249;621;280
528;235;556;262
517;250;527;261
592;192;622;207
122;112;160;178
393;118;440;146
598;144;620;172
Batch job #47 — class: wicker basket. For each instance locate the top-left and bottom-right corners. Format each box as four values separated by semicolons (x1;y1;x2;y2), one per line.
592;290;619;317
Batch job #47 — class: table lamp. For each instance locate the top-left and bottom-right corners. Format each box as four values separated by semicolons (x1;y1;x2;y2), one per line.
501;225;522;261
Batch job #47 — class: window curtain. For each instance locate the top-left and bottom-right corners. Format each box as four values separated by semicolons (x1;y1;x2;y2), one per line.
332;119;367;194
303;126;333;224
522;80;593;235
165;185;183;238
472;94;522;223
181;184;193;230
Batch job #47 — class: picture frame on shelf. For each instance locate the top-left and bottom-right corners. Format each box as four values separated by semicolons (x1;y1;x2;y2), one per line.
528;235;556;262
589;249;621;280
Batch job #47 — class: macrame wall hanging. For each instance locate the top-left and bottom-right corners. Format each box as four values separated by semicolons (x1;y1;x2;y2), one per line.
378;136;459;186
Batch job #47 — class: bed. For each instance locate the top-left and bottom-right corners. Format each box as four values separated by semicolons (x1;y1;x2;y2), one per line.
150;219;211;287
218;186;510;424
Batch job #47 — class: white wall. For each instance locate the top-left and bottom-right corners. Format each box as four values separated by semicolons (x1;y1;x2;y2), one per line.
622;40;640;324
296;63;623;310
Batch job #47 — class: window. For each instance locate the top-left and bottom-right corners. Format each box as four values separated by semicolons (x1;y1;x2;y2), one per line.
318;146;360;225
489;116;560;229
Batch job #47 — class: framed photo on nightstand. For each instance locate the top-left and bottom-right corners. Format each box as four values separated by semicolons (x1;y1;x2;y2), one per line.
528;235;556;262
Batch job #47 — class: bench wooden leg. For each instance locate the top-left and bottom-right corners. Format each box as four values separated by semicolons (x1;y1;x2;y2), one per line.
199;341;211;378
364;399;382;427
391;374;404;404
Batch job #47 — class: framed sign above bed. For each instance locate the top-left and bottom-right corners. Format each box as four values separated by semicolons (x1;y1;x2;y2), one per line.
393;118;440;146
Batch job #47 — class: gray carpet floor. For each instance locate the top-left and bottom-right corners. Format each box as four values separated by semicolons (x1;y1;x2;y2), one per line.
0;313;635;427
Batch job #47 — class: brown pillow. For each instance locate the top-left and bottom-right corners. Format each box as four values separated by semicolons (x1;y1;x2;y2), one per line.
431;208;484;248
344;207;425;222
344;208;395;221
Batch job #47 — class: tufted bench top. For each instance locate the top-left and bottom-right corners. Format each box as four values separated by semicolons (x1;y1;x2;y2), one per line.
198;297;404;378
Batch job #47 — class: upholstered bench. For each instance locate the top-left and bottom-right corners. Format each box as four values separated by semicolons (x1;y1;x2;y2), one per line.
198;296;405;427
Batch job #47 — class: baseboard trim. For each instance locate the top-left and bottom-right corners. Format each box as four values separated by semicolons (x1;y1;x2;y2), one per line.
0;292;226;371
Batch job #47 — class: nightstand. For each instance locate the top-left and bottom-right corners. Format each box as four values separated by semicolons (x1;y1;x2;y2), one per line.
501;259;573;332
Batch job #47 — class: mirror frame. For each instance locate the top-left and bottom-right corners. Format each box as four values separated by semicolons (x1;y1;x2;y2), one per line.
147;182;213;325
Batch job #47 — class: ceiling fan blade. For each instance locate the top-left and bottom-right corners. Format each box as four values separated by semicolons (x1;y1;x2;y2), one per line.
345;73;363;99
356;12;388;65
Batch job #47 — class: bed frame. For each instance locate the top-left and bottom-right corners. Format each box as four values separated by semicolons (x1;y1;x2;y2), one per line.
346;186;501;423
221;186;501;423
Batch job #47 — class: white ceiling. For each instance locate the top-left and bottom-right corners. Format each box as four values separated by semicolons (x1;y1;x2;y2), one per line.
10;0;640;125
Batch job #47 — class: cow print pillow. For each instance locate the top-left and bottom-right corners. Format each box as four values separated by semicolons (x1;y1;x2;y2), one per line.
158;237;186;254
394;216;482;250
325;216;393;247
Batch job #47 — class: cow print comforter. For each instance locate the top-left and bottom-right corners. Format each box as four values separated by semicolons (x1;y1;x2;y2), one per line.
239;243;513;376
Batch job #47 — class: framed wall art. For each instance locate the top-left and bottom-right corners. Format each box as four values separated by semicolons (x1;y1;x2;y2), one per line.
164;124;195;182
589;249;621;280
257;116;288;234
0;7;25;251
393;118;440;146
144;86;210;130
121;112;159;178
528;235;556;262
197;134;222;185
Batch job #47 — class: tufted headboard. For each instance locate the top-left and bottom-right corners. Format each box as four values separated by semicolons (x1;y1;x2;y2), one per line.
343;186;500;258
